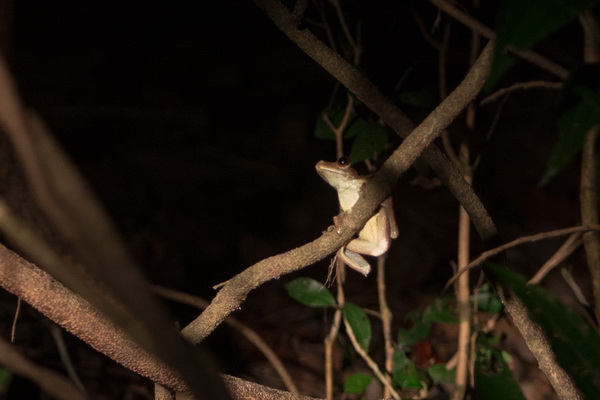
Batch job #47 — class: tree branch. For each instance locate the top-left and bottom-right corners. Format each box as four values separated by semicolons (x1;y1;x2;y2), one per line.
429;0;569;79
181;1;495;343
0;2;580;399
222;3;581;398
0;56;227;399
0;243;323;400
251;0;498;242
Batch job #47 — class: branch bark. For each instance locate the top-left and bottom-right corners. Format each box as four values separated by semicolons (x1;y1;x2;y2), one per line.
241;2;581;398
181;1;496;343
252;0;499;242
0;243;323;400
0;1;582;399
0;56;228;399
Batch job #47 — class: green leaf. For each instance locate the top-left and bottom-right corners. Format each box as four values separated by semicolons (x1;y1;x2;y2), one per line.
392;350;423;389
474;347;526;400
423;295;458;323
393;348;412;368
343;302;372;352
0;367;11;393
472;283;504;314
485;263;600;397
540;65;600;185
427;364;455;384
284;277;336;307
397;319;431;347
348;120;389;162
487;0;599;90
473;292;503;314
343;373;372;395
479;332;503;350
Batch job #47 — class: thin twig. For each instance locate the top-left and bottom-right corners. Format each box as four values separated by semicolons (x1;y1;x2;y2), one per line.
580;127;600;325
429;0;569;79
412;8;442;50
560;268;591;309
0;336;87;400
292;0;310;26
376;255;394;399
0;55;226;399
579;11;600;326
446;225;600;290
342;316;400;399
182;0;495;346
529;232;583;285
312;0;338;55
0;242;325;399
252;0;500;244
450;28;480;396
322;20;356;391
323;309;342;400
323;92;354;159
480;81;563;107
325;262;344;400
48;322;87;393
331;0;357;62
451;153;472;400
152;285;300;395
437;21;462;169
10;297;21;342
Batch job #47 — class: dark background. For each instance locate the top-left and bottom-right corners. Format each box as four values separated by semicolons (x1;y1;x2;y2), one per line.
0;0;592;398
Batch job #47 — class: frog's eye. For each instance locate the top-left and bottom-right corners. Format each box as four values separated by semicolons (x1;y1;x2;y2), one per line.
337;156;351;166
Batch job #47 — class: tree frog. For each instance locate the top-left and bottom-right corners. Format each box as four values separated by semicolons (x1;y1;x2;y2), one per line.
316;157;398;276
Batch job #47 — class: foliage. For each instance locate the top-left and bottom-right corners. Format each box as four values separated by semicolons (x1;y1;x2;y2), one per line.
285;277;512;395
343;302;372;352
284;277;336;307
282;1;600;398
0;368;10;395
488;0;599;89
472;283;504;314
314;106;389;163
4;0;600;397
474;339;526;400
392;349;425;389
485;263;600;398
343;373;372;395
540;64;600;184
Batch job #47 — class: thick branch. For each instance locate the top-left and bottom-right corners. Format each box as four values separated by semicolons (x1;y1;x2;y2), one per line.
496;289;581;400
251;0;498;242
0;57;227;399
237;3;580;397
181;20;495;343
0;244;323;400
0;243;182;390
